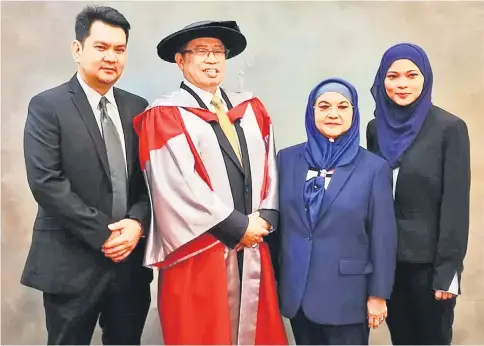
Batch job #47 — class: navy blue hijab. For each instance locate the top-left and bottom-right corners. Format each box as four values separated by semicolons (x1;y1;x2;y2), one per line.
371;43;433;168
304;78;360;228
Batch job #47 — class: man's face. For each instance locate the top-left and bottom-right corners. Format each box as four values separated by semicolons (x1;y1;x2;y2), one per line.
175;37;227;93
72;20;127;91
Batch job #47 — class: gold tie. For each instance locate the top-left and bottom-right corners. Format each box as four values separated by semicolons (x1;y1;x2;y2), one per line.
211;95;243;165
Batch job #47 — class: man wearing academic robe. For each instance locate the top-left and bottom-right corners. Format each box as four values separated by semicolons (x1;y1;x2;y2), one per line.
133;21;288;345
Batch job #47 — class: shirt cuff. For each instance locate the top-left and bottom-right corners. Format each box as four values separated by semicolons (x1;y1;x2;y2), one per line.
443;272;459;295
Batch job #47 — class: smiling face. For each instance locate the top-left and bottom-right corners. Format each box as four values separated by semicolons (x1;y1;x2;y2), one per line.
72;20;127;94
314;91;354;139
174;37;227;93
384;59;425;106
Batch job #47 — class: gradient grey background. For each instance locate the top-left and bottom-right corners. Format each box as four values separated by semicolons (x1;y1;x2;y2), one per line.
2;1;483;344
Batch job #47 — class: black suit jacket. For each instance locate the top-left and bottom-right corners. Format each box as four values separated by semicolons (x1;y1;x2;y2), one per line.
21;75;152;295
366;105;470;291
180;83;278;248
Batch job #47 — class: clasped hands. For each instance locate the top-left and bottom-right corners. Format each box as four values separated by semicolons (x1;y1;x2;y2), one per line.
102;211;269;260
235;211;270;251
101;219;143;262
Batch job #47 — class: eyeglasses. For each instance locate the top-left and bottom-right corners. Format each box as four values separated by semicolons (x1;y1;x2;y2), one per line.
314;104;353;116
180;47;230;60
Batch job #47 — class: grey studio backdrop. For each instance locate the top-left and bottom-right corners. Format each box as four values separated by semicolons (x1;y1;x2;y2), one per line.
2;1;484;344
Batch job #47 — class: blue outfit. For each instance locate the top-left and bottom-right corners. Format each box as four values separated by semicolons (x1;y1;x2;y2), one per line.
274;79;397;345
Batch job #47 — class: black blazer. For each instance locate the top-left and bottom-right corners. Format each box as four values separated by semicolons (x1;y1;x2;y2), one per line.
21;75;152;295
366;105;470;291
180;83;278;248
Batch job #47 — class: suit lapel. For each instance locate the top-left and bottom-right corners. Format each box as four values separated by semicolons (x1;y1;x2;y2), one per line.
294;150;311;230
317;161;357;223
182;82;244;173
393;111;433;201
209;124;243;172
69;77;111;180
221;91;244;173
235;121;250;175
114;89;133;177
219;128;244;172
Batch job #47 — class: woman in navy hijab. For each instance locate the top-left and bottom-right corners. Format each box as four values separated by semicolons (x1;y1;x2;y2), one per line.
366;43;471;345
274;78;397;345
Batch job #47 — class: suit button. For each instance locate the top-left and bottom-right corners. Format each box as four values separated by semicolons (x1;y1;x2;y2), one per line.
244;187;249;193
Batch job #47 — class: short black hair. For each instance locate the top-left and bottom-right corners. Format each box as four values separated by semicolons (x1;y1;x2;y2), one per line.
75;5;130;44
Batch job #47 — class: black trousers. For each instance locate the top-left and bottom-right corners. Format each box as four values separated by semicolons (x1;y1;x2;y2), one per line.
290;308;369;345
386;262;456;345
43;262;151;345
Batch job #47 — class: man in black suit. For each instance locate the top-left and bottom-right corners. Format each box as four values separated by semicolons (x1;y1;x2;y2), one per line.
21;5;152;345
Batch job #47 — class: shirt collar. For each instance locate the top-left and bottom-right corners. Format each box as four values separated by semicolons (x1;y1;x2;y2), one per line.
183;78;225;109
76;72;117;111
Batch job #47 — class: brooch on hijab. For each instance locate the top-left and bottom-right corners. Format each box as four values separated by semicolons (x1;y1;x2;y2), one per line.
308;168;332;178
313;171;326;190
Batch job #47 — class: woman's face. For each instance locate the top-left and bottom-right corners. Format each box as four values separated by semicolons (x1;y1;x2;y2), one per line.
314;92;353;139
384;59;425;106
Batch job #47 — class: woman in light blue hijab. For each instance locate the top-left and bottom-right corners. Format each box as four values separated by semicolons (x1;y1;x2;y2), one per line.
272;78;398;345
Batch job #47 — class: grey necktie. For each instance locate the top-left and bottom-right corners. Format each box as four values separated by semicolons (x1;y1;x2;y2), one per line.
99;97;127;220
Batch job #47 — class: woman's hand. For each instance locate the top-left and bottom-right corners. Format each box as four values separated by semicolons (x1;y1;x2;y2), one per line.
367;296;387;329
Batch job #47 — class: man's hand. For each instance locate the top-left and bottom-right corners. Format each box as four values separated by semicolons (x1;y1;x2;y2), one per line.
435;290;455;300
237;212;269;250
367;296;387;329
256;213;271;231
102;219;143;262
105;229;122;244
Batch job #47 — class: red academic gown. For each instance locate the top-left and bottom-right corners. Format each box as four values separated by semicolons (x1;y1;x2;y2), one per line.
134;87;288;345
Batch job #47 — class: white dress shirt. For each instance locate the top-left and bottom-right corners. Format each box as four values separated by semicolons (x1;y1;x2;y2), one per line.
76;73;127;172
181;79;243;150
182;79;228;113
393;167;459;295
